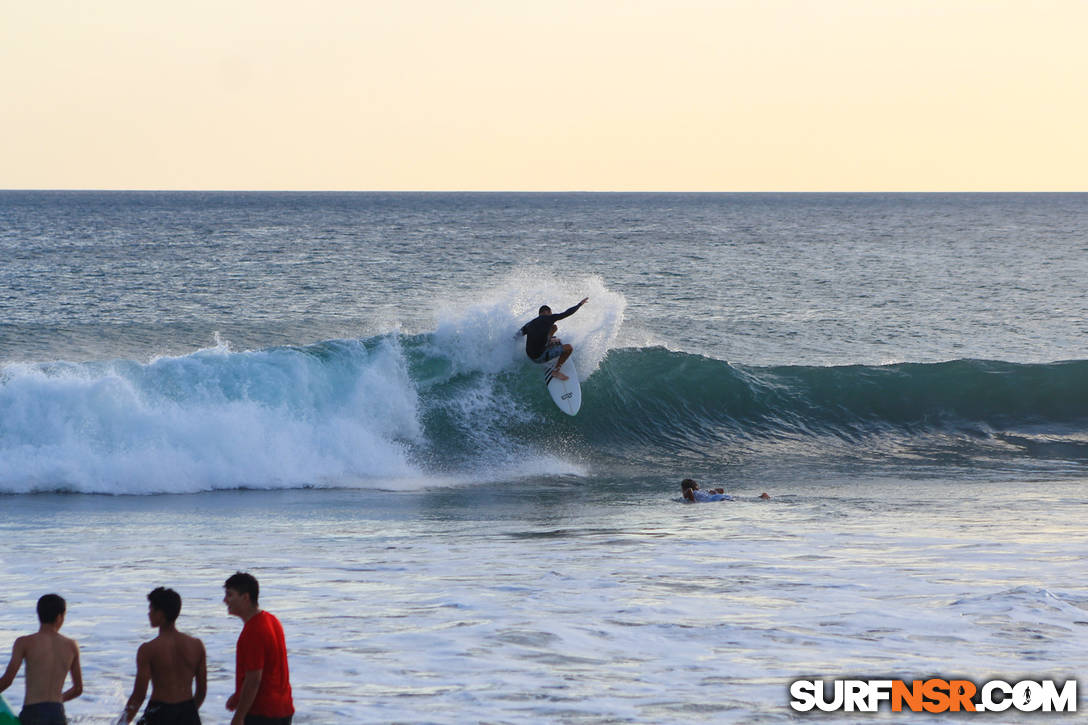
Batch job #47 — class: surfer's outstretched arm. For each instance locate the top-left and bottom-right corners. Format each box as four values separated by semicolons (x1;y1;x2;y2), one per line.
552;297;589;322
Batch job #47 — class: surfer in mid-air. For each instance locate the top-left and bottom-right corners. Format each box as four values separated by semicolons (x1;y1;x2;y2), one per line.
516;297;588;380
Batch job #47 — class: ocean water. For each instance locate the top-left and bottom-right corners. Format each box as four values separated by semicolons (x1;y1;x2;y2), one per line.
1;192;1086;722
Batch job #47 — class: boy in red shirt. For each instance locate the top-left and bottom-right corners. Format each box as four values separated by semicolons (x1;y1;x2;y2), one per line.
223;573;293;725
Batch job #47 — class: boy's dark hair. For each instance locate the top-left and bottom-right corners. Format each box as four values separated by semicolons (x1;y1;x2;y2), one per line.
538;305;551;316
37;594;66;624
224;571;259;604
147;587;182;623
681;478;697;492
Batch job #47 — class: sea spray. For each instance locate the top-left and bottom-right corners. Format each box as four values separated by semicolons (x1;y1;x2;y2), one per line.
429;270;626;380
413;273;626;477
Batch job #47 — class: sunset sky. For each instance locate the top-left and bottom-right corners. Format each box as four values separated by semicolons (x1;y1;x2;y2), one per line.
2;0;1086;191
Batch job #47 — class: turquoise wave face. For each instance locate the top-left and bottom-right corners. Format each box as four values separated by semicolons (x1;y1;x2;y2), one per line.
535;348;1088;470
3;335;1087;494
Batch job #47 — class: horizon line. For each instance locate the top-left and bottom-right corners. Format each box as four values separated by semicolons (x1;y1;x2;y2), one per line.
3;188;1086;195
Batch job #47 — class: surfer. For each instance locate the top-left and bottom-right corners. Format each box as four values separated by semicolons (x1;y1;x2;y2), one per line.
681;479;733;502
123;587;206;725
516;297;589;381
681;480;771;502
0;594;83;725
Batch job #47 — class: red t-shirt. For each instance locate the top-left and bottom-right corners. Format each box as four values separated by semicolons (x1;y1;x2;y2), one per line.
236;610;294;717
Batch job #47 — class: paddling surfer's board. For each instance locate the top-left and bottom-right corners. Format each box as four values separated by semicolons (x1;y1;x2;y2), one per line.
544;356;581;415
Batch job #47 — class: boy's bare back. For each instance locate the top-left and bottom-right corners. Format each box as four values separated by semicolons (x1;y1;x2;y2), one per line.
15;630;80;705
140;630;206;704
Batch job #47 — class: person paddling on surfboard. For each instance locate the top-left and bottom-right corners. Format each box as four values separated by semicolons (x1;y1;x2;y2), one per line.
516;297;588;381
681;479;734;502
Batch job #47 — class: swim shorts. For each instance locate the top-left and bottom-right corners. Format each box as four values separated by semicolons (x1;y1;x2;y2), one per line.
532;339;563;364
138;699;201;725
244;716;292;725
18;702;66;725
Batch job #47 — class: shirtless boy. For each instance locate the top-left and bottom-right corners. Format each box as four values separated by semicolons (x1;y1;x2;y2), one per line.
0;594;83;725
123;587;207;725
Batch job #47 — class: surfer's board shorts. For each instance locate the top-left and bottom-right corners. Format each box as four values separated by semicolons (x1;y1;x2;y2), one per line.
532;339;563;364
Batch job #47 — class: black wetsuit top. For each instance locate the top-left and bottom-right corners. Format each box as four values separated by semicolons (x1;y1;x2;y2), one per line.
519;302;584;360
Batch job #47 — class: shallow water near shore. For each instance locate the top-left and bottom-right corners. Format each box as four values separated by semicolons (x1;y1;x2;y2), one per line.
2;473;1087;723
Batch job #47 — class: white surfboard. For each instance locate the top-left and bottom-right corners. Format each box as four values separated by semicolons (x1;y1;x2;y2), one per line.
544;356;581;415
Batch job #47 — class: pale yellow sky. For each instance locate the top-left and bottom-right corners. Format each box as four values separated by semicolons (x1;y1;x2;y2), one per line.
2;0;1086;191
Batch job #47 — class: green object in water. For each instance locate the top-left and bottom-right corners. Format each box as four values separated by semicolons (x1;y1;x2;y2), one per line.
0;694;18;724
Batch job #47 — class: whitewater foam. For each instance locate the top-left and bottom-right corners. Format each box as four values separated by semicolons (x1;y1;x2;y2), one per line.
0;275;629;495
0;338;423;494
